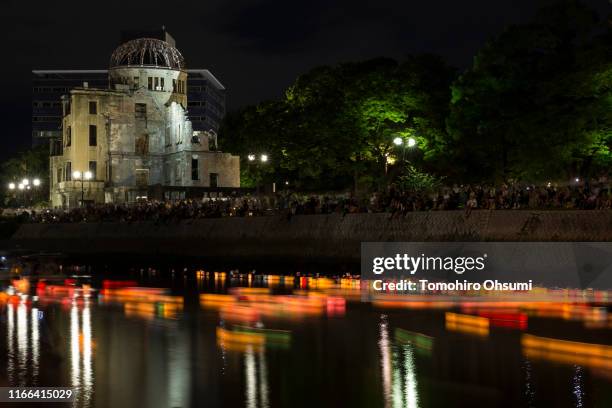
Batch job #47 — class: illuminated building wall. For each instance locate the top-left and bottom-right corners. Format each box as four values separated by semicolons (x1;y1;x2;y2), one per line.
48;37;239;207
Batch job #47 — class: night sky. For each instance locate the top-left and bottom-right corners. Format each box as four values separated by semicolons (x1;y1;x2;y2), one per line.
2;0;610;158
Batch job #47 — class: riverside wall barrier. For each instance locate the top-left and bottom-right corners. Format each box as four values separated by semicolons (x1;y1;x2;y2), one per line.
6;211;612;263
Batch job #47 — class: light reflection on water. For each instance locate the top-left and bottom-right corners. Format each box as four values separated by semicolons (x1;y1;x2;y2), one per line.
379;314;393;408
17;301;28;386
168;329;190;408
380;314;419;408
244;347;270;408
572;365;584;408
71;301;94;407
31;307;39;384
7;302;41;387
0;272;610;408
7;302;14;385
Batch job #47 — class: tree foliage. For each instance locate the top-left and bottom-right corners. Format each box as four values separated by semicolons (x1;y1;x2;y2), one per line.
1;144;49;206
221;1;612;189
220;56;455;190
447;0;610;182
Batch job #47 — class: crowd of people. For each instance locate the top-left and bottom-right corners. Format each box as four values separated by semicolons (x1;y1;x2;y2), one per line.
4;180;612;223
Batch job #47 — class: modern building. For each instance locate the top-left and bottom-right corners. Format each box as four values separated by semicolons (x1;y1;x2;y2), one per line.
32;30;225;147
48;37;239;208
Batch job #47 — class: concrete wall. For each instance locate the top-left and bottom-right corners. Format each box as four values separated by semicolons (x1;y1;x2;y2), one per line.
8;211;612;262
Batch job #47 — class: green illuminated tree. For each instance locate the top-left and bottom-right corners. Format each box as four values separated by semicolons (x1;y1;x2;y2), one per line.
220;56;454;190
447;0;605;182
0;144;49;207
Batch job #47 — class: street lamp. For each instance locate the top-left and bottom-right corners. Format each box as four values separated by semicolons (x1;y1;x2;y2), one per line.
18;184;24;190
247;154;256;162
393;137;403;146
73;170;93;207
22;178;29;186
260;154;268;163
407;137;416;148
33;178;41;187
8;183;15;190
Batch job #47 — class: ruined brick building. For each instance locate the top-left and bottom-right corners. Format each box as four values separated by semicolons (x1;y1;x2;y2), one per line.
49;36;239;208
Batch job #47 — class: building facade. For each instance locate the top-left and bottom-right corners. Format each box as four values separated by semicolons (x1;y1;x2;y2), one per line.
32;30;225;147
49;37;238;208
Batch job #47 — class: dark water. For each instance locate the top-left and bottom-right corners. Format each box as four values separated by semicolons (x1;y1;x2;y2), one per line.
0;269;611;408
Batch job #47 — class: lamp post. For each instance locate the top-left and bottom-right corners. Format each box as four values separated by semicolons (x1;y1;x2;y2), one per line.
389;136;418;180
7;177;41;207
246;153;269;194
73;170;93;207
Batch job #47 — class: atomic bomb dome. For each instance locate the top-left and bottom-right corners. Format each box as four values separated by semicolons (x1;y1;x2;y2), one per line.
48;33;239;208
110;38;185;70
108;37;188;107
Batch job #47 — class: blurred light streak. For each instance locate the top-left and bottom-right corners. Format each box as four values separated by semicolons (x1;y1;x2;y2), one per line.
245;347;257;408
522;334;612;359
446;313;489;337
476;312;527;330
217;327;265;349
82;302;93;406
379;315;392;408
7;303;15;384
70;302;80;392
403;345;419;408
394;328;434;353
31;307;39;384
17;302;28;385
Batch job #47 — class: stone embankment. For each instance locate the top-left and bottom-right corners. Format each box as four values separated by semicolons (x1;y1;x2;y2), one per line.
6;211;612;262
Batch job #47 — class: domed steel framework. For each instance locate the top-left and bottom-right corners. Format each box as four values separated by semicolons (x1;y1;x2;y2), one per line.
110;38;185;70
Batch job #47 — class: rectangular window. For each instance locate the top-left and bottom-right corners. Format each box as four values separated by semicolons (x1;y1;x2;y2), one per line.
66;162;72;181
57;167;62;184
135;103;146;119
173;79;177;92
210;173;218;188
133;76;139;88
135;169;149;187
89;125;97;146
154;77;159;90
135;133;149;155
160;77;164;90
148;77;153;90
88;161;97;180
191;158;199;180
66;126;71;147
89;101;97;114
165;126;171;146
